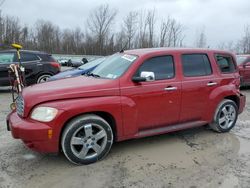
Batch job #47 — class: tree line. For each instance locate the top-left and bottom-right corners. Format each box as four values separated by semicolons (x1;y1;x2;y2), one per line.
0;4;250;55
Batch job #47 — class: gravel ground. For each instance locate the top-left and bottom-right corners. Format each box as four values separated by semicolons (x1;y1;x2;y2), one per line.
0;87;250;188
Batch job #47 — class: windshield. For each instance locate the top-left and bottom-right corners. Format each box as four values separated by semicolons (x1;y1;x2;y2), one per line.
90;53;137;79
236;56;248;65
79;57;105;70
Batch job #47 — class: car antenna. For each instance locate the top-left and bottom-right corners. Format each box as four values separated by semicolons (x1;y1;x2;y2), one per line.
120;40;129;53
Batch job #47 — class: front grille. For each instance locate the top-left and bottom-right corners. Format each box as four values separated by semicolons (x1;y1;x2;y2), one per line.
16;95;24;117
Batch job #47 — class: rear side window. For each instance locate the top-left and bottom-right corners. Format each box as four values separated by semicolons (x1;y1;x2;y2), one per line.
136;55;174;80
20;53;40;62
181;54;212;77
216;55;236;73
0;53;14;64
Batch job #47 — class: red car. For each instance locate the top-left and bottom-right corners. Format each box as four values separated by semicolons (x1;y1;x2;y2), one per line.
7;48;246;165
236;54;250;86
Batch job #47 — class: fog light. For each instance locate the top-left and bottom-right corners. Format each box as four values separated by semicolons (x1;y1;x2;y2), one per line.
10;102;16;110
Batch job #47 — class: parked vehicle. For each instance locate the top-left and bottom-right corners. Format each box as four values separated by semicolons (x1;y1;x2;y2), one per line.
49;57;105;81
7;48;245;165
0;50;60;86
236;54;250;86
67;59;85;67
58;59;69;66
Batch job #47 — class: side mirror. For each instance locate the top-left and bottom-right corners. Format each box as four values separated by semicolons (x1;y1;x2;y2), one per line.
140;71;155;81
132;71;155;83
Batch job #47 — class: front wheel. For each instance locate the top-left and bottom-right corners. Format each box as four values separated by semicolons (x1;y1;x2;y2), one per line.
36;74;51;83
209;99;238;133
61;114;113;165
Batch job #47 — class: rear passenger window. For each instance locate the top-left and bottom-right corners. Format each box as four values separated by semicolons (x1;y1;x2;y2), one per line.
136;56;174;80
216;55;236;73
181;54;212;77
20;53;40;62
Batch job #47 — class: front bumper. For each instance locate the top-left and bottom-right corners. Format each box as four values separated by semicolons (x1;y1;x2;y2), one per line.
6;111;58;153
238;93;246;114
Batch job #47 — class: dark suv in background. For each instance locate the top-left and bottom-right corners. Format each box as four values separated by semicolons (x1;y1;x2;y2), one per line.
0;50;60;86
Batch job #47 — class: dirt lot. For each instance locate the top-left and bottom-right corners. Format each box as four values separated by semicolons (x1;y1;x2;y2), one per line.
0;88;250;188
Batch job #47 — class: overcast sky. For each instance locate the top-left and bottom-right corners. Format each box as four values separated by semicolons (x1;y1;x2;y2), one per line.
1;0;250;47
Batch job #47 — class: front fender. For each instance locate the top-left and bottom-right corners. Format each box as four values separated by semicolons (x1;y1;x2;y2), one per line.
35;96;123;142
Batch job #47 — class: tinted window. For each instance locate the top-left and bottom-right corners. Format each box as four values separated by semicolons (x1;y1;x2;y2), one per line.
136;56;174;80
0;53;14;64
20;52;40;62
182;54;212;77
216;55;236;73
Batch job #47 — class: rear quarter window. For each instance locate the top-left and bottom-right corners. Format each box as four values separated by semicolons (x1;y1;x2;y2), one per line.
215;54;236;73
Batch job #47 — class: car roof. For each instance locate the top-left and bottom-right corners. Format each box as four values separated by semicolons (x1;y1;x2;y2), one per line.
236;54;250;57
0;49;49;55
124;47;234;56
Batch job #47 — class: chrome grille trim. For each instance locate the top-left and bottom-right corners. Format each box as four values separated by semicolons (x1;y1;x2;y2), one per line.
16;95;24;117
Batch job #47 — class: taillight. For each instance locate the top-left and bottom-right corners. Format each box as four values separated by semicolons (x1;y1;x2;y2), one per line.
50;62;61;70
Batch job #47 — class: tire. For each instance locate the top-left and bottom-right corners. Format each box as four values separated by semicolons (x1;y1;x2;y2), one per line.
209;99;238;133
36;74;51;83
61;114;113;165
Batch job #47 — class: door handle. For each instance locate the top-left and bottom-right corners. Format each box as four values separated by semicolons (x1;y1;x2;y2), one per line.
164;86;177;91
207;82;217;86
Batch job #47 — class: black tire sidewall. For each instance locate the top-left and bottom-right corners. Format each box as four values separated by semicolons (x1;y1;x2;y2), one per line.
62;116;113;165
214;100;238;133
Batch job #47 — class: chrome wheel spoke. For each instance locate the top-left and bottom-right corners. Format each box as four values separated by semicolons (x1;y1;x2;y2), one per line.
84;124;93;137
228;106;234;114
71;137;83;145
222;107;228;115
94;130;106;141
78;146;89;159
92;143;101;154
219;116;226;124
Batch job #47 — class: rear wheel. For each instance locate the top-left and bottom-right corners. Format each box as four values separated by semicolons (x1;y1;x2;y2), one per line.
61;114;113;165
36;74;51;83
209;99;238;132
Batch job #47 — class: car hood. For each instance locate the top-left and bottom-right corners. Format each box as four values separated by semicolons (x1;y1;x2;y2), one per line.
49;68;84;81
22;76;120;112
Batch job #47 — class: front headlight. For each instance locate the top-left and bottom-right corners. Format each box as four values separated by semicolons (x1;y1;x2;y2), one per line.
31;107;58;122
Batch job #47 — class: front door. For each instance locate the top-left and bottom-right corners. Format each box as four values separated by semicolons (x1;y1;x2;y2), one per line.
121;55;181;136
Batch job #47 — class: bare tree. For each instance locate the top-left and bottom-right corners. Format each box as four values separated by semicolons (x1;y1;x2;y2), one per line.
160;17;171;47
195;27;207;48
123;11;138;49
159;17;184;47
147;9;156;47
137;10;149;48
240;25;250;53
87;4;117;55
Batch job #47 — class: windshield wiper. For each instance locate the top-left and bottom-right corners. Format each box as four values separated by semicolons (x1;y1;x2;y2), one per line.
86;72;100;78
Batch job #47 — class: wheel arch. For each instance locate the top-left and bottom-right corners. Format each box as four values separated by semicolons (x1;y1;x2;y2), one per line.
59;111;117;151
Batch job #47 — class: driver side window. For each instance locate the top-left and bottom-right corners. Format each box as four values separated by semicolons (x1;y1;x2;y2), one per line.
136;55;175;80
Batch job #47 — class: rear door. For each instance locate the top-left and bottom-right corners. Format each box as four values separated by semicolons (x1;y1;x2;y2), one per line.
0;52;15;86
16;52;42;80
180;53;217;123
